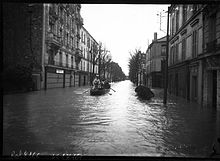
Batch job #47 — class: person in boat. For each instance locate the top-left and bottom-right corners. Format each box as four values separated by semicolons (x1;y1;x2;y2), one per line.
103;80;110;89
92;75;101;89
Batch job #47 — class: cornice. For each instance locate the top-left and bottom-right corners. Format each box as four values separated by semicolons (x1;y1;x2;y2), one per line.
169;7;202;42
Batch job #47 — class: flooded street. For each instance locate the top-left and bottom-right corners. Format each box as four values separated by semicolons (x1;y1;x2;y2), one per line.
3;80;220;157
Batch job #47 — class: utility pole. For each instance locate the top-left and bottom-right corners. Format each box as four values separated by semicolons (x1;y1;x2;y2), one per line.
157;10;167;34
98;45;101;80
163;6;170;105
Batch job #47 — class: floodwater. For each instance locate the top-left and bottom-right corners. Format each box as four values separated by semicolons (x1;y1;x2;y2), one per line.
3;80;220;157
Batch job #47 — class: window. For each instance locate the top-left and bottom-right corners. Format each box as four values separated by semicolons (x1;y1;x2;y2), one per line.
171;17;174;36
175;44;179;63
192;30;198;58
66;54;68;67
71;37;73;48
208;13;216;42
173;45;176;64
81;32;83;42
161;45;166;56
49;22;54;33
176;8;179;31
71;56;73;68
59;52;62;66
59;27;63;38
198;28;203;54
182;5;187;24
66;33;69;47
170;46;173;65
48;51;54;65
87;37;90;48
182;39;186;61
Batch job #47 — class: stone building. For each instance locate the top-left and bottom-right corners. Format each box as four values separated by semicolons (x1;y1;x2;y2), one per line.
3;3;99;91
202;5;220;109
3;3;44;92
145;33;167;88
44;4;84;89
168;4;220;110
80;26;99;86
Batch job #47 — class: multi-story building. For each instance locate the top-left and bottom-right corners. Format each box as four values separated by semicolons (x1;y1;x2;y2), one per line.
3;3;100;92
3;3;46;92
80;26;99;86
44;4;84;89
168;4;220;109
145;33;167;88
201;5;220;109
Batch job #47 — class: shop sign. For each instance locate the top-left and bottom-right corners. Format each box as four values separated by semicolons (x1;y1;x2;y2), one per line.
56;69;64;74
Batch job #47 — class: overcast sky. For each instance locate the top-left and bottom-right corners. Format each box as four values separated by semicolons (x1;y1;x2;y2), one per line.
81;4;169;76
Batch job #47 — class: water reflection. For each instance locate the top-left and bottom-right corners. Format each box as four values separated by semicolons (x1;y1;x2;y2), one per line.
3;80;220;157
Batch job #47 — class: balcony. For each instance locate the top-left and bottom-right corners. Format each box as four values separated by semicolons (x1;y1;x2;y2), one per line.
75;14;84;26
47;60;75;69
46;32;62;51
206;39;217;53
49;8;58;22
75;48;83;63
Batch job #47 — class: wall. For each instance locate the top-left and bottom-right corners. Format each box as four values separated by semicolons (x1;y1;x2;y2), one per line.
217;70;220;110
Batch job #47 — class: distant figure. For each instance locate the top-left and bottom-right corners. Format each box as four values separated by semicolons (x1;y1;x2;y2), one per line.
93;75;100;89
210;137;220;157
135;85;154;100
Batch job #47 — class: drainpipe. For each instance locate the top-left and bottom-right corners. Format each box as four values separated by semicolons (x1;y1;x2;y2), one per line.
42;4;46;90
163;6;170;105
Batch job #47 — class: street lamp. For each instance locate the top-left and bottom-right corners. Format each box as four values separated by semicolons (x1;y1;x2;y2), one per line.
156;10;167;34
163;6;170;105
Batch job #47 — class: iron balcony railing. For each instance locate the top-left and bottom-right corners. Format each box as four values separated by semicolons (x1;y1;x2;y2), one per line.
47;60;75;69
46;32;62;49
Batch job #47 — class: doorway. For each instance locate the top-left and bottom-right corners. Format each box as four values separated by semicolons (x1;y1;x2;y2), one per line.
83;75;86;86
192;75;198;101
212;70;217;108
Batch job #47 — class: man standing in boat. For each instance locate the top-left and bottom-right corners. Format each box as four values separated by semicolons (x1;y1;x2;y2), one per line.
92;75;101;89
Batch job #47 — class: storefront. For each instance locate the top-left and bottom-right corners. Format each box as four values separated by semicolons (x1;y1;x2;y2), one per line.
44;66;78;89
168;61;190;99
203;55;220;109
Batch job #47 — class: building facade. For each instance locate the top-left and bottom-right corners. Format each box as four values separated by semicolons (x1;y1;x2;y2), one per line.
145;33;167;88
44;4;84;89
168;4;220;110
3;3;45;92
3;3;100;92
202;5;220;109
80;26;99;86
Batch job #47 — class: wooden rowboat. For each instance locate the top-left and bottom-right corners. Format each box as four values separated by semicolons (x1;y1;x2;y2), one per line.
90;87;110;96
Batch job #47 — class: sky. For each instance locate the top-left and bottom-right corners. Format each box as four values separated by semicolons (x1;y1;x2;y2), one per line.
81;4;169;76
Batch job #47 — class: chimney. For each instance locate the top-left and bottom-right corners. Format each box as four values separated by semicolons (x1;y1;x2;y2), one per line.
154;32;157;41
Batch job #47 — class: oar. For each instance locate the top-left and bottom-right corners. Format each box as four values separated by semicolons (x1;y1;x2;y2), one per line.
110;88;116;92
82;89;90;94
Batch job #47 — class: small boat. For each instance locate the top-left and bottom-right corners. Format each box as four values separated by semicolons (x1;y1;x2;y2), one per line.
135;85;154;100
90;87;110;96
